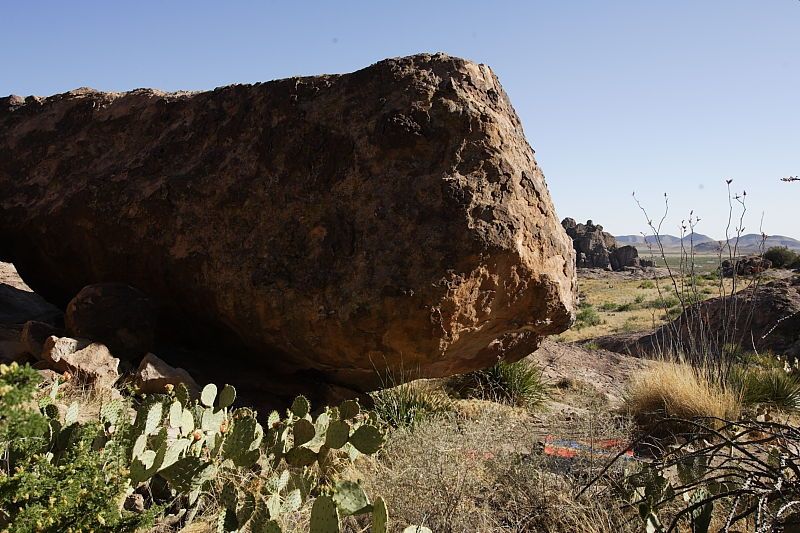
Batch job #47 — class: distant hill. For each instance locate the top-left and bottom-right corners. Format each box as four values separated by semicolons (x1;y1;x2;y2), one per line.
615;233;800;253
615;233;715;248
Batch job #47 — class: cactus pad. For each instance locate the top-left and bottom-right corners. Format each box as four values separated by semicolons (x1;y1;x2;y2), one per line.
338;399;359;420
285;446;318;467
293;418;316;446
290;395;310;418
348;425;383;454
310;495;340;533
372;496;389;533
332;480;370;516
324;420;350;449
200;383;218;407
217;384;236;409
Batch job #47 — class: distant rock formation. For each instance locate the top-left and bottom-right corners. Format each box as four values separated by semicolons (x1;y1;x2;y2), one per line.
561;218;651;270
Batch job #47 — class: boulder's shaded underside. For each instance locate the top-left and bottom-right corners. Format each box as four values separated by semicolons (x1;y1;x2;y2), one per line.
0;53;576;389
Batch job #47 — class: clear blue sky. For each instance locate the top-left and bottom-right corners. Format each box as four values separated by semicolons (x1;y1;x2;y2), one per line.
2;1;798;239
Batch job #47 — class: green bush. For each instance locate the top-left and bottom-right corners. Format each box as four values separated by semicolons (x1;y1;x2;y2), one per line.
456;360;549;409
638;280;656;289
645;296;680;309
0;362;157;532
574;303;603;329
764;246;798;268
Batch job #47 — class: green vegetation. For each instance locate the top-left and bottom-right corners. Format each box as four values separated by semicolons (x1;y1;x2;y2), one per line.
455;360;549;409
574;302;603;329
0;362;400;533
764;246;800;268
370;381;453;428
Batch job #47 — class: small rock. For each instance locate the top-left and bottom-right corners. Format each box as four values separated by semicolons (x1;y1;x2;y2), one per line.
123;493;145;513
37;369;61;383
21;320;63;359
41;336;120;389
135;353;199;394
65;283;155;360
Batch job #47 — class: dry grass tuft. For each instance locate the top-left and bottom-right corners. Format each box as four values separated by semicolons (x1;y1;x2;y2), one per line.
625;360;741;426
359;406;635;533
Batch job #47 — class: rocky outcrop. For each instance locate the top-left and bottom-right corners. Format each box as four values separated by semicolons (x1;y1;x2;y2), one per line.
721;256;772;277
134;353;199;395
40;336;120;389
65;283;155;360
561;218;644;270
593;275;800;360
0;54;576;389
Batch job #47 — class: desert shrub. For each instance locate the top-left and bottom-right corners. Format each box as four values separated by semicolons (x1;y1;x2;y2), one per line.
661;306;683;320
638;280;656;289
764;246;798;268
370;381;453;428
618;316;642;333
644;295;680;309
0;362;158;532
595;417;800;533
362;407;635;533
625;361;740;427
575;303;603;329
455;360;549;409
633;294;646;304
730;366;800;411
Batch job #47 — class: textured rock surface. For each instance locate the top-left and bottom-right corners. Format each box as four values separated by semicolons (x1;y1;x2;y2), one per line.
21;320;63;358
40;336;120;389
0;53;575;388
65;283;155;360
562;218;642;271
134;352;199;394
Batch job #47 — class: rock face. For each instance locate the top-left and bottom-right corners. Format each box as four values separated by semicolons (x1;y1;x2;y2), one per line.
40;336;120;389
0;53;576;389
65;283;155;360
721;256;772;277
561;218;643;270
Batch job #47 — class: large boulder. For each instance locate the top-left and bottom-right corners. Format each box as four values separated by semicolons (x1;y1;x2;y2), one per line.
0;53;576;389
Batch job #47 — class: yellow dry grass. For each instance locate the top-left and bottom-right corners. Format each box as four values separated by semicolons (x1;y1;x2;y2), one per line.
561;274;738;342
625;360;741;425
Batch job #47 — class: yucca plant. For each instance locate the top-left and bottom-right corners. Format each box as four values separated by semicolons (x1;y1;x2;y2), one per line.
455;360;549;409
730;366;800;411
370;382;453;428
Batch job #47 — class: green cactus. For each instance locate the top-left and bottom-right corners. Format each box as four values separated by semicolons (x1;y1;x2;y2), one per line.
372;496;389;533
217;384;236;409
43;402;60;420
348;424;383;454
285;445;318;467
332;480;370;516
310;495;340;533
324;420;350;449
200;383;218;407
159;455;216;493
174;382;191;405
100;398;124;425
338;399;359;420
291;395;310;418
293;418;316;446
